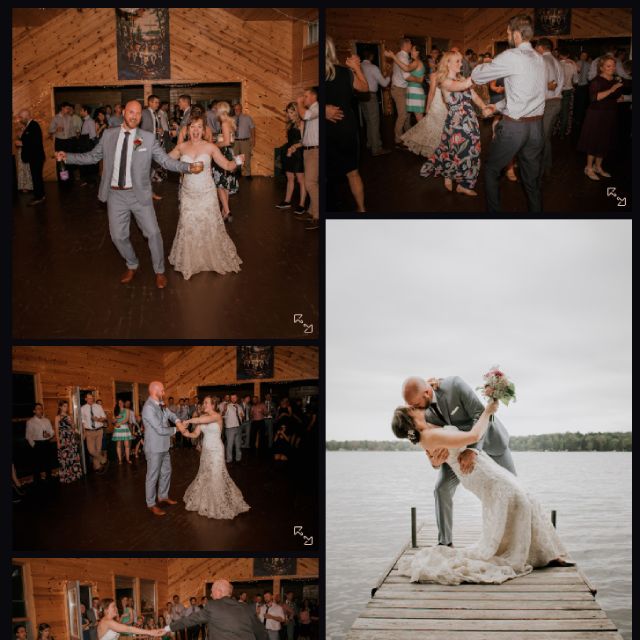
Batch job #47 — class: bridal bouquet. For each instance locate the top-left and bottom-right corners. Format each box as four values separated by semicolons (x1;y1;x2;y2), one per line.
477;366;516;406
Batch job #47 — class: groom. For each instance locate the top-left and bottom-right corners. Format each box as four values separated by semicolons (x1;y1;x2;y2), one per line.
56;100;203;289
142;380;188;516
166;579;267;639
403;376;516;546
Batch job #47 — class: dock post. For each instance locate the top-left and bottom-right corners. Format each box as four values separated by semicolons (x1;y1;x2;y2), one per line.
411;507;417;548
551;509;557;528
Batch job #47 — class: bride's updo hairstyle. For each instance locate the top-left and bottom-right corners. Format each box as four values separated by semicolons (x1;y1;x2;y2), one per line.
391;407;421;445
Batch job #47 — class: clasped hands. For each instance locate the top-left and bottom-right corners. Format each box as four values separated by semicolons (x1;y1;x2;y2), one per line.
428;447;477;474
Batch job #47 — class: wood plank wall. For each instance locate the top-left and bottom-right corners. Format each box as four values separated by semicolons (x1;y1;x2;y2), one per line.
12;557;318;640
327;7;632;61
12;346;318;419
167;557;319;600
13;8;318;179
13;558;168;640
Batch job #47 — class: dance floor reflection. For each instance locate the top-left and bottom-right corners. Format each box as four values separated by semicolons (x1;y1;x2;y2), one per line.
13;177;318;339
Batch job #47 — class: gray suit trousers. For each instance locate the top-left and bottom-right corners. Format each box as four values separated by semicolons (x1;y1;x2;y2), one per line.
434;448;516;545
225;427;242;462
108;188;165;273
145;450;172;507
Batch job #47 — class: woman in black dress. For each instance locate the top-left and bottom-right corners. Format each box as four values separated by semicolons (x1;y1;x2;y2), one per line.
276;102;307;214
577;55;625;180
325;36;369;212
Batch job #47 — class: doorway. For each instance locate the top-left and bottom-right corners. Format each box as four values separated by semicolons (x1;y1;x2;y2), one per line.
12;372;37;477
114;575;136;621
280;578;319;602
259;379;319;406
151;82;241;120
53;85;145;114
207;579;273;602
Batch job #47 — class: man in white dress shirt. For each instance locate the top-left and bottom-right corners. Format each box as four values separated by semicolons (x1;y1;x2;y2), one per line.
535;38;564;178
232;103;256;178
224;394;245;464
360;48;391;156
297;87;319;230
25;403;55;484
471;14;546;212
171;595;187;640
185;597;200;640
80;393;109;473
390;38;412;144
558;49;578;137
140;94;164;198
258;592;285;640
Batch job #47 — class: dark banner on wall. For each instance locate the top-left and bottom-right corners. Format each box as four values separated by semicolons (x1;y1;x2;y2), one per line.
116;8;170;80
237;346;275;380
253;558;297;576
534;8;572;36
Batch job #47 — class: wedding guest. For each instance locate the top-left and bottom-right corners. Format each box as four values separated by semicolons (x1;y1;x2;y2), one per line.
534;39;563;178
558;49;578;137
94;110;109;139
109;103;124;128
420;51;492;196
385;45;426;122
140;94;164;199
16;109;45;205
80;393;108;473
264;393;275;447
178;94;192;126
589;46;631;81
185;597;200;640
119;596;135;627
283;592;298;640
71;104;83;140
462;49;475;77
577;55;625;180
206;100;220;136
54;400;83;483
49;102;74;165
471;13;546;212
157;616;171;640
297;602;313;640
250;395;267;450
275;102;307;214
296;87;319;230
78;105;98;186
232;103;255;178
81;604;91;640
168;397;178;413
112;398;134;464
15;624;27;640
223;393;244;463
258;593;285;640
158;102;171;151
240;394;252;449
325;37;368;213
390;38;413;143
87;597;100;640
171;595;187;640
213;101;239;221
359;48;390;156
238;593;248;604
573;51;591;132
199;596;208;639
37;622;54;640
25;403;55;485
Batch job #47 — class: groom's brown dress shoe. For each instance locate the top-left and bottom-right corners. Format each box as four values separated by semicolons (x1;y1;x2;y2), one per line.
148;505;166;516
158;497;178;505
155;273;168;289
120;268;138;284
152;193;162;200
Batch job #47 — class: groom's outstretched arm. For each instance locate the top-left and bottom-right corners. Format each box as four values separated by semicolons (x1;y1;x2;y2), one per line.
63;137;105;165
151;137;191;174
169;608;209;632
453;376;487;452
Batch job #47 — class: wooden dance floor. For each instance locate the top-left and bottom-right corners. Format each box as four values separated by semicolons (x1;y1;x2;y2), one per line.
13;446;319;552
12;176;318;339
329;116;632;215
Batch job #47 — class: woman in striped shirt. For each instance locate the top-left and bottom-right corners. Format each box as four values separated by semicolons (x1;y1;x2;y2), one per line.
386;45;426;122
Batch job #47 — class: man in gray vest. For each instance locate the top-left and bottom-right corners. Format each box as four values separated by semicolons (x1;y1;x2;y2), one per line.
402;375;516;546
142;380;188;516
56;100;202;289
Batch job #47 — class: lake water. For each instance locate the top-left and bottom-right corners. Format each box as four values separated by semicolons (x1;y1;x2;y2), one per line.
327;451;631;639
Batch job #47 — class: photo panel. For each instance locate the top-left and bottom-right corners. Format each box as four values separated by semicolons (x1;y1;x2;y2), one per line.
12;345;319;553
324;7;632;215
325;219;631;639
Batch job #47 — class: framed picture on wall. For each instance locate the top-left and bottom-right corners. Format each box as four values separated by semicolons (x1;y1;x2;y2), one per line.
253;558;297;576
237;346;274;380
116;8;170;80
534;8;572;36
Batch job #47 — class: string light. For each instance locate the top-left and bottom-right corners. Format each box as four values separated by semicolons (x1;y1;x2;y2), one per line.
271;8;317;24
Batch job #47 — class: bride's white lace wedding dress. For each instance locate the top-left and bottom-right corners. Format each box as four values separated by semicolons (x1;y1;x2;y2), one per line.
168;154;242;280
183;420;250;519
398;425;568;585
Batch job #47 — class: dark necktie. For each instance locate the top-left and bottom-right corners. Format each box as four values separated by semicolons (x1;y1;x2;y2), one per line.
236;116;240;133
264;604;270;625
118;130;130;188
90;405;96;429
431;402;445;423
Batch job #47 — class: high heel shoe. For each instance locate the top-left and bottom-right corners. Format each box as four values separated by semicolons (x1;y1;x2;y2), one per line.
444;178;453;192
584;167;600;181
456;185;478;197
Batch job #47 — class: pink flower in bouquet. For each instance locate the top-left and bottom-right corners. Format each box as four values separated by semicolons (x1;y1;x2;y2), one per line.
477;366;516;406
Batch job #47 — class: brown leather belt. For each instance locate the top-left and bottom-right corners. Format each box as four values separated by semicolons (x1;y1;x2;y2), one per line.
503;115;543;123
303;145;319;150
111;186;133;190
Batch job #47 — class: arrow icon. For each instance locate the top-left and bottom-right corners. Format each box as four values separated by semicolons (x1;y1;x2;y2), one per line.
617;197;627;207
607;187;617;197
293;314;303;324
293;526;303;536
303;324;314;334
303;536;314;546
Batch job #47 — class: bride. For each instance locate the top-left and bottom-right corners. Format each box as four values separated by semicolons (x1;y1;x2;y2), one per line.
180;395;250;519
97;598;163;638
391;400;572;584
167;115;243;280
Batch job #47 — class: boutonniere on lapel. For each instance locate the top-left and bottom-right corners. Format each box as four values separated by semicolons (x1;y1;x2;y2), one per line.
133;137;143;150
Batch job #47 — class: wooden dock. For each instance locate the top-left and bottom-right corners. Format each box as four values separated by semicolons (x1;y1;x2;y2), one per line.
346;517;624;640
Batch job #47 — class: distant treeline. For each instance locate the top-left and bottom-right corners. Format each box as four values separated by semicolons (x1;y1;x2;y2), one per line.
327;432;632;452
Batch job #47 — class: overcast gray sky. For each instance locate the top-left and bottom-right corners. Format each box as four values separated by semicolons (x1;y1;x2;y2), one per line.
326;220;632;440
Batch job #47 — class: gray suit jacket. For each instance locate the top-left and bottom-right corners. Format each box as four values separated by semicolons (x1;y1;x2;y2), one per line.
140;107;157;133
65;127;190;205
142;398;179;454
170;598;268;640
86;607;98;640
426;376;510;456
